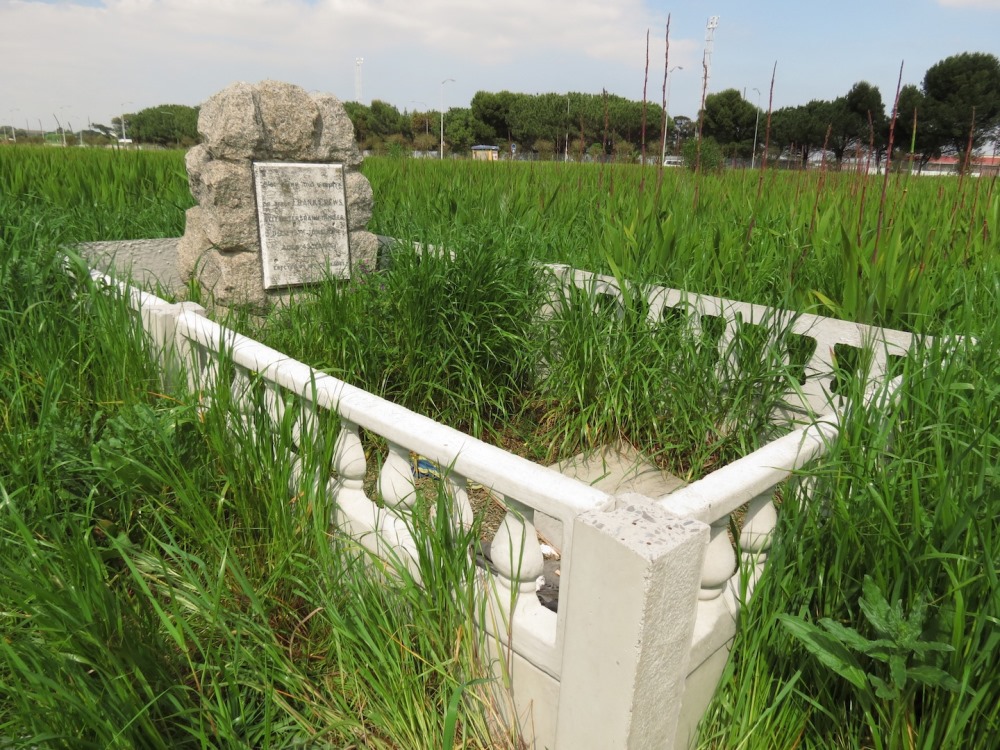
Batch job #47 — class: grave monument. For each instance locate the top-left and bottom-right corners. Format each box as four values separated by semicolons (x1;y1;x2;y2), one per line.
178;80;378;307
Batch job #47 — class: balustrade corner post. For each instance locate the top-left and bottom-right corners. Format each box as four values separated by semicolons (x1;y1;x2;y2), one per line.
555;494;708;750
138;300;206;391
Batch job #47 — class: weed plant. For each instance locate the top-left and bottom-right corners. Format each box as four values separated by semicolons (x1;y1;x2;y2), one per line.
4;146;998;746
696;319;1000;748
532;279;800;478
252;232;546;443
363;158;997;334
0;145;192;241
0;201;516;747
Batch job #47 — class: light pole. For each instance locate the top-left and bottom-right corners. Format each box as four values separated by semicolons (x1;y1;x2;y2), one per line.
661;65;682;164
439;78;454;159
565;94;570;162
120;101;133;142
750;87;761;169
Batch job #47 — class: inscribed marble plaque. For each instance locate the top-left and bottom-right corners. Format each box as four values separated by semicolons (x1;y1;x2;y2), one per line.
253;162;350;288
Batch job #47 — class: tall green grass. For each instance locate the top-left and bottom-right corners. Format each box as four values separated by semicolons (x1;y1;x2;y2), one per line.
0;145;192;241
697;323;1000;749
3;146;997;747
0;194;516;748
363;158;997;334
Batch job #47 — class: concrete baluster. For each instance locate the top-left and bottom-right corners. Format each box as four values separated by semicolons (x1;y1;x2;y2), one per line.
330;420;370;534
490;499;545;625
185;340;218;400
375;441;420;571
378;441;417;512
446;474;475;531
292;399;319;454
332;420;367;507
687;306;704;341
740;490;777;566
231;365;253;413
699;516;737;600
264;379;284;430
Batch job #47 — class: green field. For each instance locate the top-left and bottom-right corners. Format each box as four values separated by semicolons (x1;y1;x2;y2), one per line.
1;145;997;748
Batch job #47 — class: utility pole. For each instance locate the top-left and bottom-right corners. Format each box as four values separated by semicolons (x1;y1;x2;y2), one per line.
355;57;364;103
440;77;454;159
565;95;570;162
120;102;133;142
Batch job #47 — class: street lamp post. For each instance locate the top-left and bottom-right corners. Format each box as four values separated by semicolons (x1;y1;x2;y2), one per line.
661;65;682;164
120;101;133;142
439;78;454;159
750;87;761;169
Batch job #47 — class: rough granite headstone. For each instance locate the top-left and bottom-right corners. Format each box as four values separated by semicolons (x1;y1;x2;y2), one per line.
178;80;377;307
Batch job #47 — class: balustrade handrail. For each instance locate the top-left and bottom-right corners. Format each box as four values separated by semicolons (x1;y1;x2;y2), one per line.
657;417;839;525
92;267;614;681
547;264;923;419
174;308;612;521
88;258;925;748
547;263;919;357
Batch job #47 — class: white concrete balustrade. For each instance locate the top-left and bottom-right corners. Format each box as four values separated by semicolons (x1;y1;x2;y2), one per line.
90;262;921;749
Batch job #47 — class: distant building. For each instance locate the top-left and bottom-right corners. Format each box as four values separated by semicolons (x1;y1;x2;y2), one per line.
924;155;999;176
471;145;499;162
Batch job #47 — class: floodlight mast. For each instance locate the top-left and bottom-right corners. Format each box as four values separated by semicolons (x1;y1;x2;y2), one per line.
703;16;720;92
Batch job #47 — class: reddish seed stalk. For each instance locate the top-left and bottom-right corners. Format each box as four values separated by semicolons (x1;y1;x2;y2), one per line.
961;108;976;177
873;61;904;265
965;172;983;262
658;15;671;190
756;62;776;201
693;48;710;210
810;124;832;234
950;108;977;238
601;89;615;195
695;51;709;175
640;29;650;193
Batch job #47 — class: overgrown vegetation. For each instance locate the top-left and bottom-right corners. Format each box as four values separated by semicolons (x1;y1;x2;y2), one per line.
0;185;514;748
1;145;997;748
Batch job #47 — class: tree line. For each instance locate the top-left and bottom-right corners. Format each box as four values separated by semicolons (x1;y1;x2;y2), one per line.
5;53;995;168
345;52;1000;168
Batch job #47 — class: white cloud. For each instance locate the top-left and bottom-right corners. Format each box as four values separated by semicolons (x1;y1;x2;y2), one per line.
2;0;697;126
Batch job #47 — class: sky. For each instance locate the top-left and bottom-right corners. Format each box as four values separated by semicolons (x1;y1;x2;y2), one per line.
2;0;999;135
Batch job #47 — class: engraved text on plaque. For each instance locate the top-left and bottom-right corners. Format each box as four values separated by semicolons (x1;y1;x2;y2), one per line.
254;162;350;289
